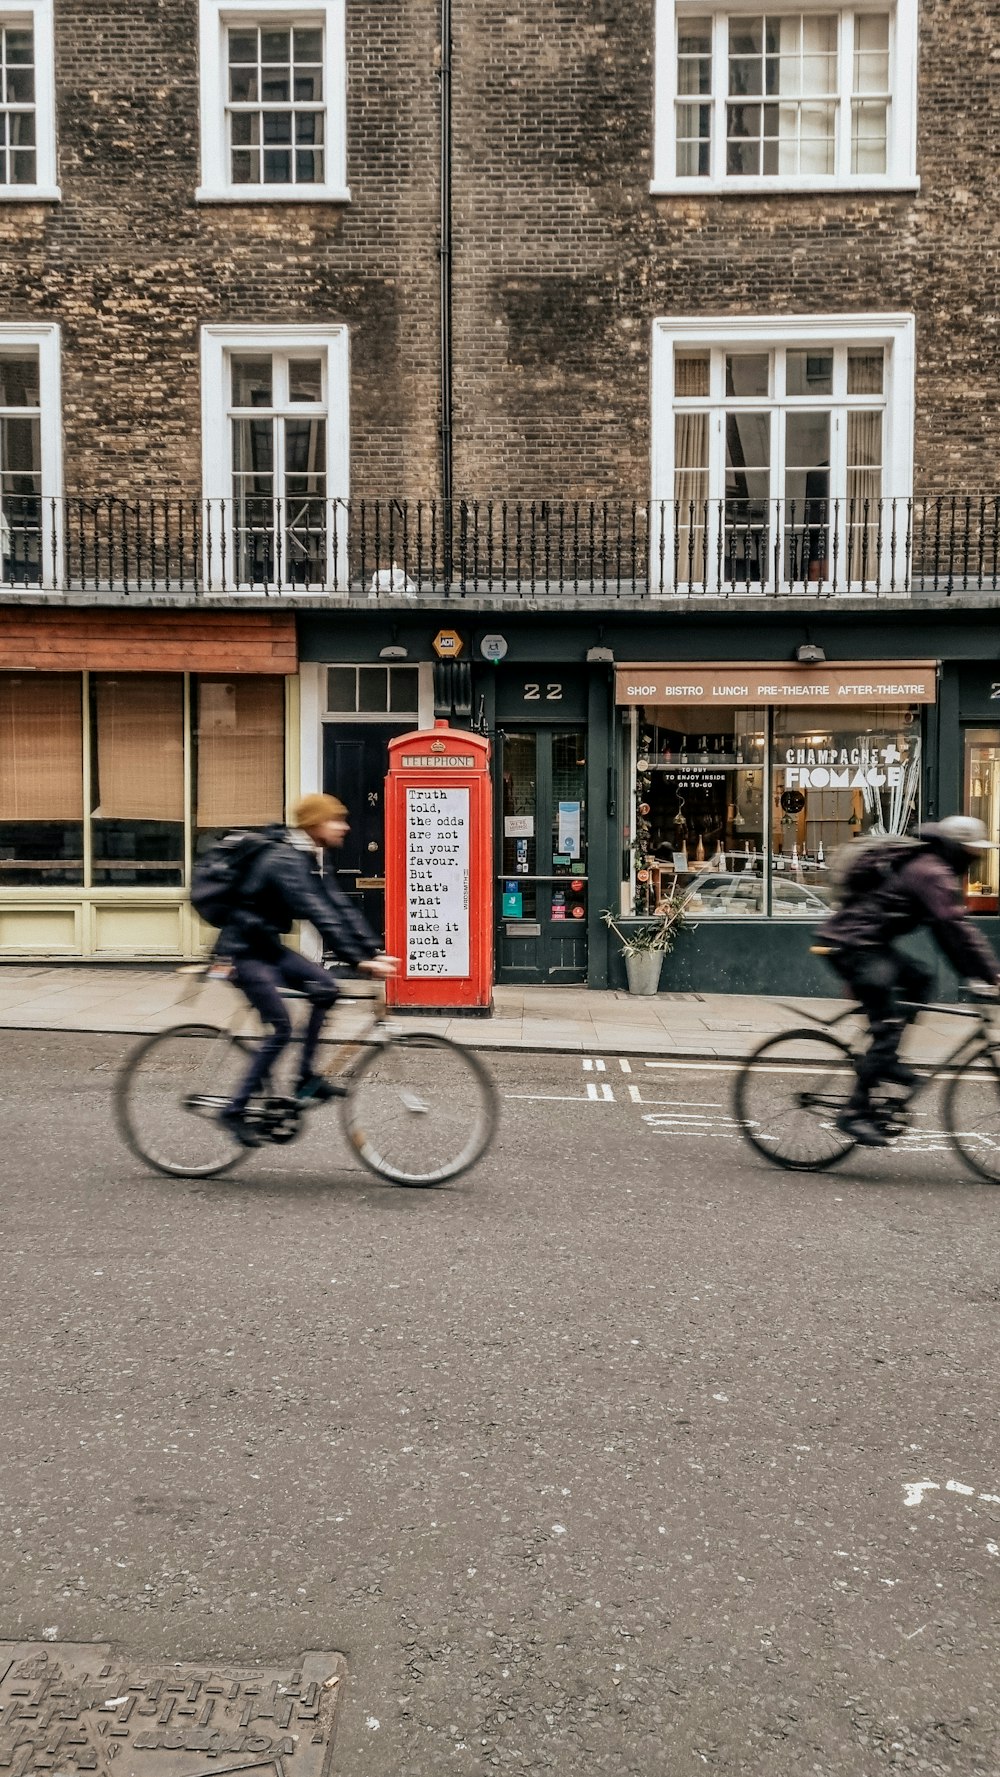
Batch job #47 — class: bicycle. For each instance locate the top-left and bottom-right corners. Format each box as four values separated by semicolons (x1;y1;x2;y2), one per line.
115;967;498;1187
733;985;1000;1180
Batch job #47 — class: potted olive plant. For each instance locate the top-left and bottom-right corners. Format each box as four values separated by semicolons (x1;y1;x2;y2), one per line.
602;883;695;996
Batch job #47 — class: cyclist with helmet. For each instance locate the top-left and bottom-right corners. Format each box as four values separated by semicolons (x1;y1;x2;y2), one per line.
817;815;1000;1146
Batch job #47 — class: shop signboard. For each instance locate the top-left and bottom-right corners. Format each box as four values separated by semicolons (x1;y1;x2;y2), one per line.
615;663;938;705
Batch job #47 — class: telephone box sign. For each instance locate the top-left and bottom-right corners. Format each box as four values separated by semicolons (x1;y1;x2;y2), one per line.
406;787;471;975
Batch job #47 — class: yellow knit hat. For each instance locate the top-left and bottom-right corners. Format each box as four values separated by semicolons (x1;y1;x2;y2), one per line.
292;792;348;829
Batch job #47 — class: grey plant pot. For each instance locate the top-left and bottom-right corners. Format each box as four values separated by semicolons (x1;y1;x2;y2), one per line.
625;950;664;995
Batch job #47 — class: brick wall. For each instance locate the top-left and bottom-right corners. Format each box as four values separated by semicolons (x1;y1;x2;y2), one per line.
0;0;995;503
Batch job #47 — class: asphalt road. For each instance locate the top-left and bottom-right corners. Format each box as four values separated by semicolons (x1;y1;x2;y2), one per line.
2;1030;999;1776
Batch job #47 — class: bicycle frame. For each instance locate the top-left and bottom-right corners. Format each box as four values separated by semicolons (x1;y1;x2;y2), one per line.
175;964;395;1088
768;992;1000;1096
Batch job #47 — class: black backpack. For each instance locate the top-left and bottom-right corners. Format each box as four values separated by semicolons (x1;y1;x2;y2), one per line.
828;833;921;908
190;830;274;929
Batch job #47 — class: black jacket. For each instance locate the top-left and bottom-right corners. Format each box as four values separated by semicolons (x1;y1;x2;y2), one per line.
219;826;381;964
818;834;1000;983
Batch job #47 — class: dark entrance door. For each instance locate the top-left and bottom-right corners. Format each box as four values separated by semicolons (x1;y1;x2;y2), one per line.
496;725;588;983
323;723;397;940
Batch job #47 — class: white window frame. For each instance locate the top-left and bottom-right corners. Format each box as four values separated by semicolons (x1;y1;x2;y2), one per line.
653;0;918;194
651;312;915;591
197;0;348;203
0;0;59;199
200;322;350;592
0;320;61;589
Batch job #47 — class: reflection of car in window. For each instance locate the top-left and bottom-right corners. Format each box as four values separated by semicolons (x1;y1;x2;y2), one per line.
687;870;833;917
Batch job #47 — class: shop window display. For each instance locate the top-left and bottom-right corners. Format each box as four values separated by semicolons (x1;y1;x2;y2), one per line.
964;730;1000;911
629;701;920;918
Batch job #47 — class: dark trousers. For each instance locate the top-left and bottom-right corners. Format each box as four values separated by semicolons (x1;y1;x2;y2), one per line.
229;947;340;1110
830;945;932;1107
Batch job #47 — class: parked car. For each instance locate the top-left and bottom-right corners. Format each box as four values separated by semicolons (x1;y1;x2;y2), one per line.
686;868;833;918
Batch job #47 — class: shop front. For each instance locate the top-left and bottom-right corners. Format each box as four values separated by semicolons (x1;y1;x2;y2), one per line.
613;659;938;988
0;610;297;958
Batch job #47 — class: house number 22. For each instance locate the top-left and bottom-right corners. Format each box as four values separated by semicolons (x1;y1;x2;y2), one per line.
523;682;563;701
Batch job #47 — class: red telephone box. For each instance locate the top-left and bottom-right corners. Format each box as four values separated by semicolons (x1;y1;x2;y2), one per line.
384;721;493;1012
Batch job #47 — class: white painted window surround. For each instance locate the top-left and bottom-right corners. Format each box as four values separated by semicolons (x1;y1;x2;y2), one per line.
200;322;350;592
0;321;61;589
0;0;58;199
197;0;348;203
651;313;915;590
653;0;918;194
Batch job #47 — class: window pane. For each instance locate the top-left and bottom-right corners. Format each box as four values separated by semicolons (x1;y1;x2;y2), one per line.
0;674;83;885
327;666;357;711
195;677;285;833
633;702;767;916
0;353;39;408
965;731;1000;905
358;667;388;713
785;350;833;396
772;706;920;898
263;148;292;182
228;30;257;63
6;65;34;104
676;103;711;175
294;27;324;61
231;355;272;408
847;348;884;394
289;358;323;402
229;64;258;103
726;353;769;397
388;666;420;713
91;676;184;886
260;28;291;63
852;99;887;174
854;13;889;91
674;351;710;397
674;411;709;578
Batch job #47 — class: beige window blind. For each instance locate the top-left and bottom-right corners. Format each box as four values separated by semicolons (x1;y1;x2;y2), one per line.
0;674;84;821
92;676;184;821
196;676;285;828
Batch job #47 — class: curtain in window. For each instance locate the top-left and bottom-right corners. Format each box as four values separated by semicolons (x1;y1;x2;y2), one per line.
196;676;285;828
846;410;883;580
0;673;82;820
674;412;709;582
92;675;184;821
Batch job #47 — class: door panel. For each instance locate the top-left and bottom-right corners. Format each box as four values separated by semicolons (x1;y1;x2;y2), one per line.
323;723;398;940
497;726;588;983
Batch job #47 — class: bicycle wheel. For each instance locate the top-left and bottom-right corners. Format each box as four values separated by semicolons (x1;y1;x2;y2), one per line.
115;1023;255;1179
342;1033;498;1185
733;1028;858;1170
944;1045;1000;1183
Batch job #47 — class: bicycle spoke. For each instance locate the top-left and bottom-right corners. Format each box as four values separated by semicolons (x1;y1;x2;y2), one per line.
116;1024;253;1179
734;1030;858;1171
342;1034;497;1185
945;1049;1000;1183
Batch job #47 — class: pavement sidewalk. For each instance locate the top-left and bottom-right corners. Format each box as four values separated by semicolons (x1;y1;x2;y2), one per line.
0;963;970;1063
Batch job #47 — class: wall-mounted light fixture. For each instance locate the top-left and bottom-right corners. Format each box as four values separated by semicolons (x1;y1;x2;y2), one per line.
794;642;826;665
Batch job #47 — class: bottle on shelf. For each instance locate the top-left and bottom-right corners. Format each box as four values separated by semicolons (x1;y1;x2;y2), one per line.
699;735;709;763
695;833;705;863
817;839;826;867
680;733;689;765
775;848;786;872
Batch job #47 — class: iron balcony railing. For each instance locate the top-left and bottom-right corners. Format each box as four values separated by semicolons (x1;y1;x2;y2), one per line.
3;495;1000;597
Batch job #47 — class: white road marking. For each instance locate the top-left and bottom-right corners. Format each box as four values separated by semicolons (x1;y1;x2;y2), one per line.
628;1084;642;1102
583;1058;606;1072
904;1478;1000;1507
619;1058;632;1073
587;1081;615;1101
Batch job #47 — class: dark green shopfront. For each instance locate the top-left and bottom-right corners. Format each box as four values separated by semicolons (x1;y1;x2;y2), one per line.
298;603;1000;999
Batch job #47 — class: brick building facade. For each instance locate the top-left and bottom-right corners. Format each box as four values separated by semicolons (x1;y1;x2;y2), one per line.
0;1;997;987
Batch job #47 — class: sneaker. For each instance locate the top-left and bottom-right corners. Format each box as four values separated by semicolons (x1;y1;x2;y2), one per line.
835;1110;892;1148
217;1106;263;1148
295;1074;348;1104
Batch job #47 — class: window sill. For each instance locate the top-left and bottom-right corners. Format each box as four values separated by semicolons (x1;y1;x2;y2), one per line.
196;184;351;204
0;186;62;202
650;175;921;197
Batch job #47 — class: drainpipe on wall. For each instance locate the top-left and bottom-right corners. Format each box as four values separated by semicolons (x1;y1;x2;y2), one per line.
439;0;454;584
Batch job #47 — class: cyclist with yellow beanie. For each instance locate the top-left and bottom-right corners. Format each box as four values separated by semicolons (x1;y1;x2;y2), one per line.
217;792;396;1147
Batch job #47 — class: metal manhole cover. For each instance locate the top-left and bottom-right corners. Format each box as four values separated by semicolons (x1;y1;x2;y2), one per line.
0;1643;345;1776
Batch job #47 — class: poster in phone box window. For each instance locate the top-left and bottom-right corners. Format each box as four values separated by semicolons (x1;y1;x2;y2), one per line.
405;786;471;976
